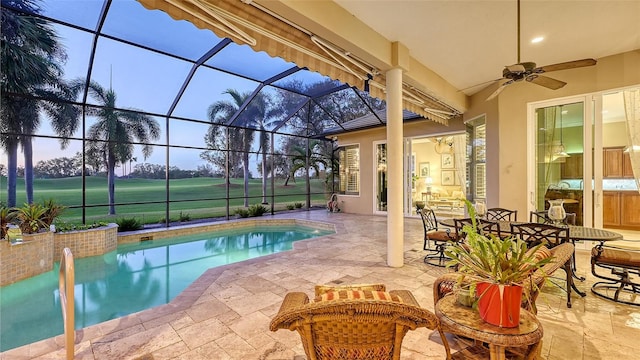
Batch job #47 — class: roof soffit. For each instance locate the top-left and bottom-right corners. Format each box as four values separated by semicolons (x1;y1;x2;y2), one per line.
253;0;468;113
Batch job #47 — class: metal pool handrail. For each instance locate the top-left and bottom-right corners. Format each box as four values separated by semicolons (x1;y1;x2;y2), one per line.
58;248;75;360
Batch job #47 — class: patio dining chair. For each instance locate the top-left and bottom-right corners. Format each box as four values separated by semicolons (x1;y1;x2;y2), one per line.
453;217;502;240
270;284;452;360
486;207;518;221
529;210;576;225
418;207;459;267
510;222;577;308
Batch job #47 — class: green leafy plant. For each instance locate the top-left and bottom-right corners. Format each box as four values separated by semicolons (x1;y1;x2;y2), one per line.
41;199;66;228
0;205;16;239
294;202;303;209
286;204;295;210
13;203;48;234
248;203;268;217
116;217;143;232
54;221;109;233
445;200;553;285
234;208;249;218
178;211;191;222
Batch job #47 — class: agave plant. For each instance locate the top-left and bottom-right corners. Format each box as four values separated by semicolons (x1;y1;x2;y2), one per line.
13;203;48;234
41;199;66;228
0;205;17;239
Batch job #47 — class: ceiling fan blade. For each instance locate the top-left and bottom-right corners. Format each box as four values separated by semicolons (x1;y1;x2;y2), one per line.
536;58;597;73
458;78;503;93
486;80;514;101
506;64;526;73
526;74;567;90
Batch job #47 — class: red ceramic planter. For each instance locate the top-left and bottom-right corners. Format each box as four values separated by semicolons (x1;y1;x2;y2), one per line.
476;282;523;328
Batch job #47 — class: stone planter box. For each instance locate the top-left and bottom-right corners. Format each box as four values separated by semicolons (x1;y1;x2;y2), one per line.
0;231;54;286
53;223;118;259
1;224;118;287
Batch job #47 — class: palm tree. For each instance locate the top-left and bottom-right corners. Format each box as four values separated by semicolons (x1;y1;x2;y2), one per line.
206;89;276;207
289;139;329;183
71;79;160;215
1;0;80;206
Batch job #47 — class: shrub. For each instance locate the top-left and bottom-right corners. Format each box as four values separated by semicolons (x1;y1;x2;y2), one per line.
234;208;249;218
286;204;295;210
294;202;303;209
13;203;48;234
116;217;143;232
248;203;268;217
55;221;109;233
41;199;66;228
178;211;191;222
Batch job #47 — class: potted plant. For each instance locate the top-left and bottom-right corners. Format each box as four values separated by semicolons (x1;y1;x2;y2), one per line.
444;200;553;327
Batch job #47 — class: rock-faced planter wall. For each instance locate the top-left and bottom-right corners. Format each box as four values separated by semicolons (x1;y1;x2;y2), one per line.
0;232;54;286
53;223;118;259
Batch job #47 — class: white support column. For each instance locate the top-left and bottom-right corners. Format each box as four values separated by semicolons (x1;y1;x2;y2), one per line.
386;67;404;267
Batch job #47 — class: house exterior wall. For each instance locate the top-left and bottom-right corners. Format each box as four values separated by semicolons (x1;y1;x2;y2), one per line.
466;50;640;218
335;118;466;215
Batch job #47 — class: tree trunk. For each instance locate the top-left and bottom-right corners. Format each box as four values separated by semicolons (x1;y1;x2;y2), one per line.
6;142;18;207
107;152;116;215
23;137;34;204
243;151;249;207
261;148;267;204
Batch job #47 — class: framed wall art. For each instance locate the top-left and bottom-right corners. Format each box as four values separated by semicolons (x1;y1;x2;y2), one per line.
441;153;454;169
441;170;455;185
419;162;430;178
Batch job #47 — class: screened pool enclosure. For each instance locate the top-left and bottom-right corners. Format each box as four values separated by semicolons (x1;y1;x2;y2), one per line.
1;0;457;226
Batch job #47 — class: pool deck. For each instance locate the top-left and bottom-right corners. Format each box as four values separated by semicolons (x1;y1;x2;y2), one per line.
2;211;640;359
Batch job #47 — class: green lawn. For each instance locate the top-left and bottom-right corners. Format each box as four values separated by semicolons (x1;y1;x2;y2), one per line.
0;176;330;224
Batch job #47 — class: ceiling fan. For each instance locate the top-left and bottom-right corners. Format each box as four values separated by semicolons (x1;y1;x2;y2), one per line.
485;0;597;101
434;136;454;154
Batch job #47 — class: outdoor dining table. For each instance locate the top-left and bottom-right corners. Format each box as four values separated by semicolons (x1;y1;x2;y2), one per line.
438;219;623;244
437;218;624;299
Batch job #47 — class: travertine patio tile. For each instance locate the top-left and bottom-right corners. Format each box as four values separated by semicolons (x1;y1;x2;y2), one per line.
185;297;232;322
148;341;190;360
228;311;273;340
171;341;231;360
214;333;255;359
176;318;231;349
143;310;193;331
5;212;640;359
92;323;180;360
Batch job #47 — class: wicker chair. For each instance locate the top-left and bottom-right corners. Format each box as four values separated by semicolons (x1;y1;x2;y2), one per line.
270;284;452;360
433;242;575;313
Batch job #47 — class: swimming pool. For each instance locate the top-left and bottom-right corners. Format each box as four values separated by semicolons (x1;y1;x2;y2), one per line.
0;223;333;351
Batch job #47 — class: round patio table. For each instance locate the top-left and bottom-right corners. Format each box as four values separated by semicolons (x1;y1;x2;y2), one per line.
435;295;543;360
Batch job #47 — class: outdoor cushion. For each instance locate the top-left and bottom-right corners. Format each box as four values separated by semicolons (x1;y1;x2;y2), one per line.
314;283;386;296
314;290;403;303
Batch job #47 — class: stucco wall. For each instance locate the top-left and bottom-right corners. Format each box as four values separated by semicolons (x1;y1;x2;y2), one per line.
335;118;466;214
467;50;640;217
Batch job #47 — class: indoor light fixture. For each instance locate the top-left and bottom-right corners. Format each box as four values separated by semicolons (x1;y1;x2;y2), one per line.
531;36;544;43
555;105;570;159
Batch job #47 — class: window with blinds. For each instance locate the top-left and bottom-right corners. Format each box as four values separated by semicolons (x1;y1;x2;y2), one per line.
468;117;487;200
338;145;360;195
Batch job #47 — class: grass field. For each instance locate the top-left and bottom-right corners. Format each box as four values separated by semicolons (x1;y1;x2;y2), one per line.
0;176;330;224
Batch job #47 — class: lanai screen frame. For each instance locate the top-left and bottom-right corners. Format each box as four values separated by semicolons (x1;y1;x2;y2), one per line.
1;0;395;226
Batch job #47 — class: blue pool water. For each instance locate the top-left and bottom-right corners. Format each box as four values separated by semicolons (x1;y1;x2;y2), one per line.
0;224;333;351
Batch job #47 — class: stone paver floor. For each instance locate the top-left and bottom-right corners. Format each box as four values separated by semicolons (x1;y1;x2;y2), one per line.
2;211;639;359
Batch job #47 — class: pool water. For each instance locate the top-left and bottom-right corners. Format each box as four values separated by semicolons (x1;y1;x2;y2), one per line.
0;224;333;351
